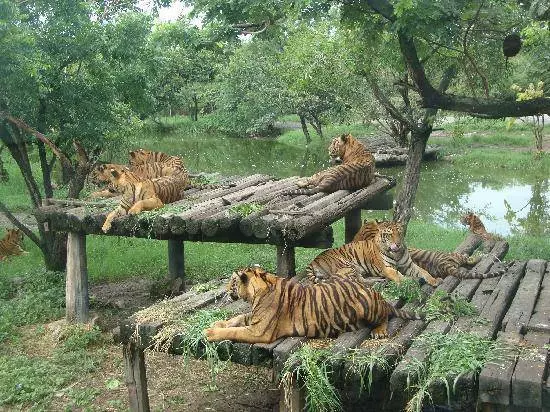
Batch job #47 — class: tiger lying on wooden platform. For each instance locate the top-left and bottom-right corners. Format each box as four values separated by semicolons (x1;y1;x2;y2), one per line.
205;265;424;344
0;228;27;260
303;220;440;286
285;133;375;195
101;167;188;232
353;219;508;280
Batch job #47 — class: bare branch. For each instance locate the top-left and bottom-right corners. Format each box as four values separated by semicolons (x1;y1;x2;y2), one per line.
462;1;490;97
0;201;43;248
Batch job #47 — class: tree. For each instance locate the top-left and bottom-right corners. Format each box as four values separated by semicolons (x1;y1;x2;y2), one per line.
189;0;550;228
0;1;157;270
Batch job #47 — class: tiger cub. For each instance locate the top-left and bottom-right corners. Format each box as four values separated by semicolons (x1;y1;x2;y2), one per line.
205;265;424;343
101;168;187;232
129;148;185;171
287;133;375;195
0;228;27;259
304;220;440;286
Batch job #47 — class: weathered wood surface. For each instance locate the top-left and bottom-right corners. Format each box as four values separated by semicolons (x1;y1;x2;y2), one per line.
123;342;150;412
66;232;89;323
36;174;395;246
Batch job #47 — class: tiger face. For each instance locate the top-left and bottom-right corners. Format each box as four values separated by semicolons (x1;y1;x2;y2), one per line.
89;163;128;185
460;212;478;227
129;149;152;166
228;265;277;303
6;228;23;243
328;133;352;165
377;221;404;254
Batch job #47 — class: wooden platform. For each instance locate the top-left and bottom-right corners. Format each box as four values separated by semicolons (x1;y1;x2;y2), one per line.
115;234;550;411
34;174;395;322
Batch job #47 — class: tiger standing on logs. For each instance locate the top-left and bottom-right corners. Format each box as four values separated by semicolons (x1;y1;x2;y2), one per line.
287;133;375;195
204;265;424;344
354;219;507;280
0;228;27;259
304;220;440;286
101;167;188;232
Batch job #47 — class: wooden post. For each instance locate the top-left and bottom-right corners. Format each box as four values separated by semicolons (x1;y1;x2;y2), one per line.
167;239;185;291
277;245;296;277
124;342;150;412
344;208;362;243
66;232;89;323
279;374;306;412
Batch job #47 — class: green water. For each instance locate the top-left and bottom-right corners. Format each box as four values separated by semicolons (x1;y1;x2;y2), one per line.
136;132;549;239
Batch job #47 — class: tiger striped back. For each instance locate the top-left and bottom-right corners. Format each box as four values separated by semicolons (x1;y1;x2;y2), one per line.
0;228;26;259
129;149;185;170
204;265;424;344
287;133;375;195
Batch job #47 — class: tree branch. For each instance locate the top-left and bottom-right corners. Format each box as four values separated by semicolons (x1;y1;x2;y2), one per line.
462;1;490;97
0;201;43;249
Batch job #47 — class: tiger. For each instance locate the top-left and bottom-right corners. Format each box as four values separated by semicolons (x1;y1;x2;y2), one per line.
204;265;424;344
304;220;440;286
129;148;185;171
460;211;500;241
0;228;27;259
353;219;507;280
286;133;375;195
101;168;188;232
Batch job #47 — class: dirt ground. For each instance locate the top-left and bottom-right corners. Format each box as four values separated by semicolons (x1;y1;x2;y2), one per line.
16;278;280;412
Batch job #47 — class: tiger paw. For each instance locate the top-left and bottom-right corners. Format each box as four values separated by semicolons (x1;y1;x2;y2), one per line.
101;222;112;233
127;205;142;215
370;330;389;339
211;320;227;328
296;179;309;188
204;328;223;342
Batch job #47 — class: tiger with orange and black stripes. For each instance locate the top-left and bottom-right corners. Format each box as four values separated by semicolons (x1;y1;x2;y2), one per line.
286;133;375;195
205;265;424;344
0;228;27;260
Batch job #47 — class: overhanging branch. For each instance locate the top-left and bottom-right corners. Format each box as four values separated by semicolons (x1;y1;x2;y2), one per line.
0;201;43;249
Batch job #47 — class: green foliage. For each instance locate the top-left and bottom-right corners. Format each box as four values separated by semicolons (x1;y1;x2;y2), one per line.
346;346;394;394
374;277;424;303
404;332;505;412
228;202;264;217
423;291;477;322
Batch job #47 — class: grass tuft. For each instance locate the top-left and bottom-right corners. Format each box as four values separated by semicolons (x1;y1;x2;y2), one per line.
423;290;478;322
228;202;264;217
374;277;424;303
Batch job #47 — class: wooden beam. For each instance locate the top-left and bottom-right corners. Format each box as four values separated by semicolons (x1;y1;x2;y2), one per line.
123;342;151;412
167;239;185;292
276;245;296;277
344;208;362;243
66;232;89;323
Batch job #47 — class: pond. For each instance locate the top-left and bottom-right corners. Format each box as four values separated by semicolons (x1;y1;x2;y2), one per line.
145;133;550;238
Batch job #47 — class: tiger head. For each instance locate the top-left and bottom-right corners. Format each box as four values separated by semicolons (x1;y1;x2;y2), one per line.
460;211;479;228
328;133;364;165
375;220;405;254
5;228;23;243
89;163;125;185
227;265;278;303
352;219;380;242
107;165;133;184
129;148;153;166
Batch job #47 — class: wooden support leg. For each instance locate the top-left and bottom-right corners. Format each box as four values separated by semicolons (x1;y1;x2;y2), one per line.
167;239;185;292
124;342;150;412
66;232;89;323
279;374;306;412
277;245;296;277
344;208;362;243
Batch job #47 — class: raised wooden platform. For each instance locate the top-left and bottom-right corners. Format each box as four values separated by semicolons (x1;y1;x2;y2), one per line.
34;174;395;322
115;234;550;411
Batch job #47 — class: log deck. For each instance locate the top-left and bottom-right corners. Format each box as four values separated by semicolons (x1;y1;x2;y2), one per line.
34;173;396;323
116;234;550;411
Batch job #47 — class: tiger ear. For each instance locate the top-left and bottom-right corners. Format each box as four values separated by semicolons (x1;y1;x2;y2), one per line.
110;168;120;178
340;133;348;143
239;271;249;284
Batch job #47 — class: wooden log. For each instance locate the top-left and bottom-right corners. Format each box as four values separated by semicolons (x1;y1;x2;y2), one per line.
511;332;550;409
277;245;296;277
344;208;362;243
276;177;395;241
66;232;89;323
251;338;285;366
478;331;523;408
527;262;550;333
502;260;545;333
454;233;483;256
123;342;150;412
167;239;185;291
190;174;272;202
279;374;306;412
273;337;306;381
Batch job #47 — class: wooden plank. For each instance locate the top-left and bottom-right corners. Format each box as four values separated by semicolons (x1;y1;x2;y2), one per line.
344;208;362;243
251;338;285;366
66;232;89;323
502;260;545;333
511;332;550;409
478;331;523;407
277;245;296;277
123;342;150;412
167;239;185;291
273;337;306;381
455;233;483;255
528;263;550;333
468;261;526;339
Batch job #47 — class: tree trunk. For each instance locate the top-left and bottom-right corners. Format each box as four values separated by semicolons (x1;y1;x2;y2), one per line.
43;231;67;271
299;115;312;145
0;144;8;182
192;95;198;121
310;114;323;138
393;127;430;228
